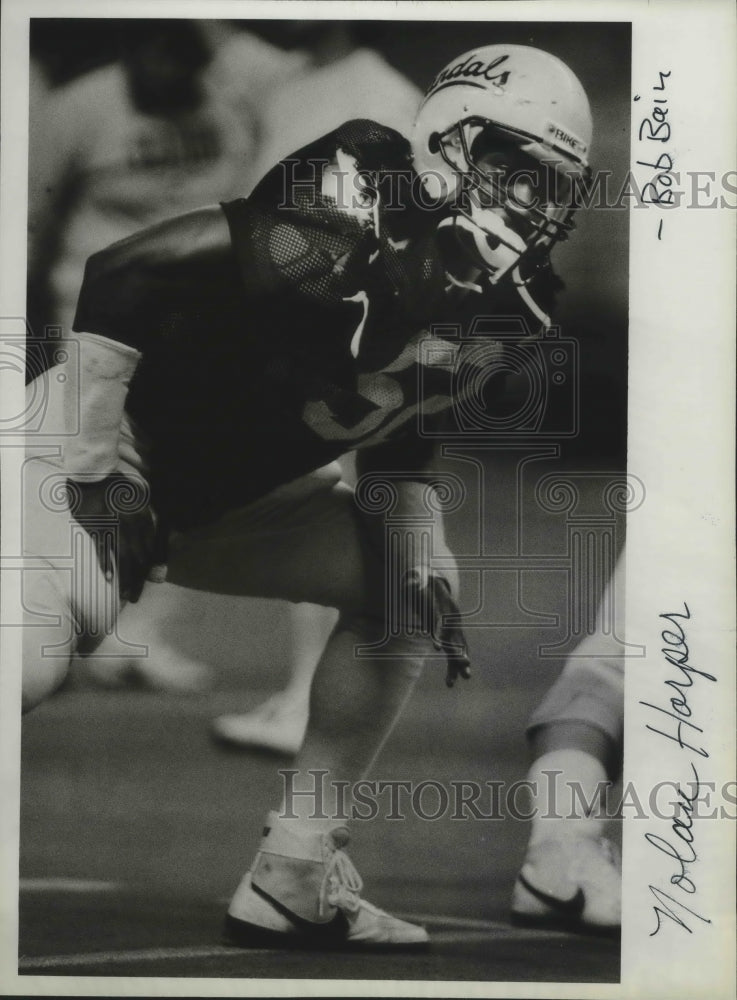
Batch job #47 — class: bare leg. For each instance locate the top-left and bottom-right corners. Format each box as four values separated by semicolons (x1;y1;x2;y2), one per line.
228;616;431;944
284;617;424;814
166;470;433;947
211;458;355;753
211;601;336;753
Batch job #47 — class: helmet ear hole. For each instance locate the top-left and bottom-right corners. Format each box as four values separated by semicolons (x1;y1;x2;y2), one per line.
428;132;441;154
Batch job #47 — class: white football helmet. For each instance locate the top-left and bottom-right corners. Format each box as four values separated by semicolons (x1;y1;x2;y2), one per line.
412;45;593;309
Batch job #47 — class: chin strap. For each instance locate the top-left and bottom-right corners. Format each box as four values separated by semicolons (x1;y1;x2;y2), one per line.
444;270;484;294
438;212;525;285
438;212;554;330
511;265;552;330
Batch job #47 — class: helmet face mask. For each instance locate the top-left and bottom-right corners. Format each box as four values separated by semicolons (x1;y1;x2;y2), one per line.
435;117;583;284
412;46;593;300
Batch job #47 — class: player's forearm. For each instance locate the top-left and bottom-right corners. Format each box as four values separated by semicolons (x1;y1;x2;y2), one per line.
63;333;141;481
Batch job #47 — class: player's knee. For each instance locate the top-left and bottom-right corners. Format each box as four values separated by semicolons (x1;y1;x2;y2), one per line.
20;572;81;711
22;651;71;713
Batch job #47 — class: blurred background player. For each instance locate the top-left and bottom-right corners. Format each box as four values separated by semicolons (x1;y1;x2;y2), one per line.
249;21;421;177
511;553;625;934
27;19;304;692
28;19;292;339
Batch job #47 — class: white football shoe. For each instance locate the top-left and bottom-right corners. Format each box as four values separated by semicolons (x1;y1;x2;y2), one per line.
511;835;621;935
211;695;308;756
225;813;429;951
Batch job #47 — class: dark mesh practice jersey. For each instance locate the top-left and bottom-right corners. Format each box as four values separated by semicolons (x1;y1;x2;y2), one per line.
74;119;549;531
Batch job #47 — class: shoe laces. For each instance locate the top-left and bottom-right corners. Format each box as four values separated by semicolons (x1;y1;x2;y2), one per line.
319;835;364;917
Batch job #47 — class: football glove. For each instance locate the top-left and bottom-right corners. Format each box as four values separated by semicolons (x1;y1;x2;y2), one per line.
67;473;156;604
402;569;471;688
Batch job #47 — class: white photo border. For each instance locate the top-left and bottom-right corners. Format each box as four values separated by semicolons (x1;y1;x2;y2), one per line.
1;1;735;997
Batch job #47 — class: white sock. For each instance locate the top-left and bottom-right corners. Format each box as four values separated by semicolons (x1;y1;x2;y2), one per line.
526;749;609;846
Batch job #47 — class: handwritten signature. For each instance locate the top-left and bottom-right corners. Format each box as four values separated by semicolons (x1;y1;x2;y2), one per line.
640;603;716;935
634;70;673;239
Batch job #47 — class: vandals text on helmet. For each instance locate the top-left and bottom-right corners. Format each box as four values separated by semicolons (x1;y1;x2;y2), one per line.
427;54;511;96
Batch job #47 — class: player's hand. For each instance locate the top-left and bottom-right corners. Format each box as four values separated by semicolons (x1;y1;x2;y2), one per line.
66;473;156;604
402;569;471;688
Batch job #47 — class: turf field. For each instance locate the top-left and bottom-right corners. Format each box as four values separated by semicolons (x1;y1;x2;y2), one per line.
18;454;623;986
20;688;620;984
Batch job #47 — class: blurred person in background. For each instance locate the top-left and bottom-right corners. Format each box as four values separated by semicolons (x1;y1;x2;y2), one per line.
210;19;423;753
28;19;285;338
27;19;303;692
250;21;421;178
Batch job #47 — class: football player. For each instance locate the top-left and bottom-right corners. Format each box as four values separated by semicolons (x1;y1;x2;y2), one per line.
22;45;593;949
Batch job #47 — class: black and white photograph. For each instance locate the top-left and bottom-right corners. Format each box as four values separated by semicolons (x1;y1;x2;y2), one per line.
0;1;734;997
